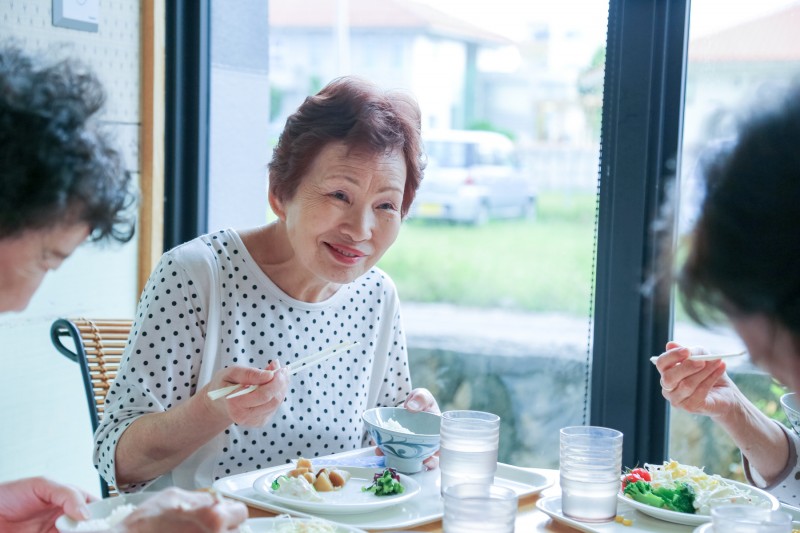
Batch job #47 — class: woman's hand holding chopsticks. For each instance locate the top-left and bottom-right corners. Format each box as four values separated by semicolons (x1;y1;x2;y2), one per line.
203;360;289;427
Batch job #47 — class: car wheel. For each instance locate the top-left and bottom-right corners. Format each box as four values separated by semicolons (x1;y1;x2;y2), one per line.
471;202;490;226
522;198;537;221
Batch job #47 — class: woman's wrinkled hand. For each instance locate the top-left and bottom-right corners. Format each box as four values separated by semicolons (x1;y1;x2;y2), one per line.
652;340;741;418
406;388;442;470
120;488;247;533
203;360;289;427
0;477;95;532
403;388;441;415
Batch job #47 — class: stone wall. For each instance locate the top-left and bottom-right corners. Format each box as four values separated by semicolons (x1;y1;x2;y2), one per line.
408;346;589;469
404;303;788;478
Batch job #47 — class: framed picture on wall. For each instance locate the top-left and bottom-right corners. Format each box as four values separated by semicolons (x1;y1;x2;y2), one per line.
52;0;99;32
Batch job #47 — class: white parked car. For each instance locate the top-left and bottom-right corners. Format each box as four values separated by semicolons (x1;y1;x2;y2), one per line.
410;129;536;225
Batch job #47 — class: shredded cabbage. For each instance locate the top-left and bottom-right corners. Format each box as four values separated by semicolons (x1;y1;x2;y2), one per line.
642;460;768;515
271;515;338;532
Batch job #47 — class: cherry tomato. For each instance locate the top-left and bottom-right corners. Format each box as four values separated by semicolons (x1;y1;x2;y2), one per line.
620;467;651;489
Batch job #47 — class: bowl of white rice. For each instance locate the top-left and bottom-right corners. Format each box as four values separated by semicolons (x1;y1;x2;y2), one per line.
362;406;441;474
56;492;152;533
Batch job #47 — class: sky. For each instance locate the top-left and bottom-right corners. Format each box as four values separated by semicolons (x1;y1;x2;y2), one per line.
416;0;799;43
689;0;798;37
416;0;608;42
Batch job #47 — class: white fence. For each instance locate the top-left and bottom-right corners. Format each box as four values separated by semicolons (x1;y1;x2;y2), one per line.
519;142;601;192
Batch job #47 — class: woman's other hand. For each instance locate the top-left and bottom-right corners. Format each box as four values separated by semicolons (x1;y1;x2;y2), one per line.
204;360;289;427
0;476;95;532
653;341;741;418
405;388;441;470
403;388;441;415
121;488;247;533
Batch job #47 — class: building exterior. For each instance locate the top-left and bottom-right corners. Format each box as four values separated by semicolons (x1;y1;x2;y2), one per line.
269;0;510;133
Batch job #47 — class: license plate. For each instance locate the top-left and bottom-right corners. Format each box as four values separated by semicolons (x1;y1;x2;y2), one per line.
418;203;443;216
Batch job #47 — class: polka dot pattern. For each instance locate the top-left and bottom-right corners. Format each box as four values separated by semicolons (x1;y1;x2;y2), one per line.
94;229;411;490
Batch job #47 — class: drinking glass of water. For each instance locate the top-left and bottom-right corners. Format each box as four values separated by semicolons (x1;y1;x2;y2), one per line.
559;425;623;522
711;505;792;532
442;483;518;533
439;410;500;495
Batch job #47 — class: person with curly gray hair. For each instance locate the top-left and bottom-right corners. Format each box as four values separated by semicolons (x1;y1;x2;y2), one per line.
0;44;247;532
652;85;800;503
0;43;135;311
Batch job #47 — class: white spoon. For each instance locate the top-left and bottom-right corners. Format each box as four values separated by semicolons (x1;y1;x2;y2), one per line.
649;350;746;364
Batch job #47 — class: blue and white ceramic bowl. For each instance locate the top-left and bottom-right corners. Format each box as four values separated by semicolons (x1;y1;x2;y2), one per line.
781;393;800;435
362;406;441;474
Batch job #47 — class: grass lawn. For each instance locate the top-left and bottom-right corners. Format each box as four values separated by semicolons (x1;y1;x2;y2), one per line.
378;191;599;315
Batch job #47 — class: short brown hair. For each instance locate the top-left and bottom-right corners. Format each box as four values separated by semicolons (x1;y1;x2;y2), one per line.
269;76;424;218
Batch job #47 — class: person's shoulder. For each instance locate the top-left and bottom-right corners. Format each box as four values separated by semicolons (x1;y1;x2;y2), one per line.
160;235;207;264
163;229;233;262
354;267;400;300
154;230;234;281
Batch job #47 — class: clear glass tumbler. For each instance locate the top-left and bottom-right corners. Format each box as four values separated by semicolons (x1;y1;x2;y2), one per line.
442;483;518;533
711;505;792;532
439;410;501;495
559;425;623;523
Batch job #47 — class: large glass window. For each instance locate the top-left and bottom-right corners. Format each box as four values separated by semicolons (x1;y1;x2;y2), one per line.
669;0;800;480
267;0;609;468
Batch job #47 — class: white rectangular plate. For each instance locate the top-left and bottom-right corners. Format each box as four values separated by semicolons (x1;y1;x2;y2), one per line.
536;495;696;532
214;447;552;531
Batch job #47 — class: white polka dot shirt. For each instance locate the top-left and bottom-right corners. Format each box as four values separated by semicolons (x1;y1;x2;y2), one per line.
93;229;412;490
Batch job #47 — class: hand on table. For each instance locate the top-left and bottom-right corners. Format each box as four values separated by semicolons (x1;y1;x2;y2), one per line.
120;488;247;533
0;476;95;533
203;360;289;427
652;341;742;418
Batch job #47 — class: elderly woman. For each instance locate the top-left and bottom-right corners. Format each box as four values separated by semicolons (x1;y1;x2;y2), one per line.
95;76;439;491
0;44;246;532
651;86;800;502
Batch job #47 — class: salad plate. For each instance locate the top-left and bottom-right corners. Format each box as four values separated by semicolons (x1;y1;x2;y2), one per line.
243;516;367;532
619;479;780;526
252;466;421;515
536;495;693;532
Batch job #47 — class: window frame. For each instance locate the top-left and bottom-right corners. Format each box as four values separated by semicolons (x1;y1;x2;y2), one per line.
163;0;693;467
164;0;211;250
591;0;689;467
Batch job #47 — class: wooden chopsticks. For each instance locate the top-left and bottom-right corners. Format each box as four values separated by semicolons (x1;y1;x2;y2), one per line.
206;340;359;401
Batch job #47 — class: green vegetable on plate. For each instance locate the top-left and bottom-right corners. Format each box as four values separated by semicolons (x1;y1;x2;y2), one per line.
623;479;696;514
271;474;290;491
362;468;405;496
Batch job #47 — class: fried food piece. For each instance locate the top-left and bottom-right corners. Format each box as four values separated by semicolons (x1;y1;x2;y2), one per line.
313;469;335;492
329;469;351;488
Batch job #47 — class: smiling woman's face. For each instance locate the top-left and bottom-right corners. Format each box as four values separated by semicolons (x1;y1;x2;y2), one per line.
0;222;90;312
271;141;406;294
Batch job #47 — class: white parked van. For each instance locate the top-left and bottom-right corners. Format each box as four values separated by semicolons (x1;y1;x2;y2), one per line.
410;129;536;225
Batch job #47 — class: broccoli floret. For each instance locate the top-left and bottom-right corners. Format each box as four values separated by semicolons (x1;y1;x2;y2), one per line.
623;480;667;509
362;468;404;496
653;482;696;514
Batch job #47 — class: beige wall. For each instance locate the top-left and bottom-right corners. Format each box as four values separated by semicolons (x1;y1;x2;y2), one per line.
0;1;141;495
